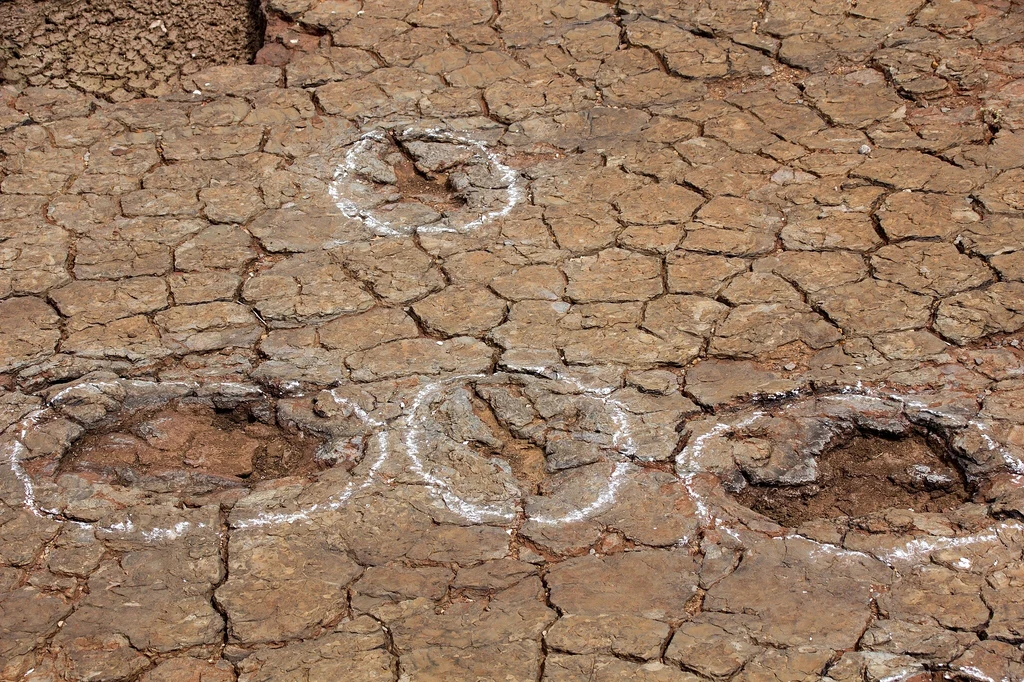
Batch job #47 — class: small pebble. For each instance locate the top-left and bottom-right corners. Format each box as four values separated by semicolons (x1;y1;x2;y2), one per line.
858;144;872;155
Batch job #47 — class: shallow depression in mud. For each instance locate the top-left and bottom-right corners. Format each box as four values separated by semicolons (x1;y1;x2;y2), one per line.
35;400;327;492
736;432;971;527
386;132;469;213
331;127;523;238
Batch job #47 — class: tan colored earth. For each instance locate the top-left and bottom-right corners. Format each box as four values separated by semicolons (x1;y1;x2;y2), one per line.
1;0;1024;679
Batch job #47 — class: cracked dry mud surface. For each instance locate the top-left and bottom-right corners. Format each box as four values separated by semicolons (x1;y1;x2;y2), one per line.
0;0;264;100
2;0;1024;679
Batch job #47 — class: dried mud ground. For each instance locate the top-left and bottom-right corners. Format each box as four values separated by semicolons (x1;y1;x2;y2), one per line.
2;0;1024;680
0;0;263;99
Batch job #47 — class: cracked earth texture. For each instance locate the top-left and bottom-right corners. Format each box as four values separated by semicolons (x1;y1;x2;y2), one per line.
2;0;1024;680
0;0;264;100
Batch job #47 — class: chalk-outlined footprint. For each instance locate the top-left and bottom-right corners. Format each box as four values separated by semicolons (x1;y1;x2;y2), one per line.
5;375;1022;568
328;127;524;238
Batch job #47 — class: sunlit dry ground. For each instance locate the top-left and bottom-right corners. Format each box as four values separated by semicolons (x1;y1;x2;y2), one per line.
1;0;1024;679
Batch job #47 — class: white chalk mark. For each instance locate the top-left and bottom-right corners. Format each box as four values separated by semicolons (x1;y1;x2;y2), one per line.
968;419;1024;475
671;390;1024;560
401;375;516;523
877;669;929;682
6;411;46;517
4;415;206;539
231;509;312;529
675;412;765;474
398;371;643;526
682;474;712;526
672;413;766;545
6;376;1024;565
47;380;121;406
142;521;205;542
104;519;135;533
328;128;523;241
530;462;631;526
521;373;640;525
876;524;1023;565
409;128;525;235
956;666;1002;682
558;374;638;459
329;130;397;237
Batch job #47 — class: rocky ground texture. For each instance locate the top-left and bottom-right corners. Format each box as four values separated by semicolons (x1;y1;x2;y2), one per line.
0;0;263;99
2;0;1024;679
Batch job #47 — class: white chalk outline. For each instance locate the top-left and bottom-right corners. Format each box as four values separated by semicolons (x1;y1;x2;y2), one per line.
400;372;641;525
516;370;640;526
401;375;516;523
327;127;524;239
673;412;766;541
4;412;214;539
3;373;642;534
968;418;1024;475
4;377;1024;568
672;387;1024;568
4;380;262;538
955;667;1012;682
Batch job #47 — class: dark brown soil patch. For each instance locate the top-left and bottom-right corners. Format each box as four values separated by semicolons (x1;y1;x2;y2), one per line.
377;131;467;214
0;0;263;98
737;433;970;527
391;155;466;213
38;401;325;489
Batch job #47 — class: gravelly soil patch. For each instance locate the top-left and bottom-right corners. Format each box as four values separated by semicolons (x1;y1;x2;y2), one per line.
0;0;263;98
37;401;325;489
737;433;970;527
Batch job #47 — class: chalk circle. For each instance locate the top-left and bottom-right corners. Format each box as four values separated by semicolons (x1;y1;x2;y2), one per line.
0;379;357;536
674;389;1024;567
1;373;644;537
8;376;1019;564
399;372;641;526
328;127;524;238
